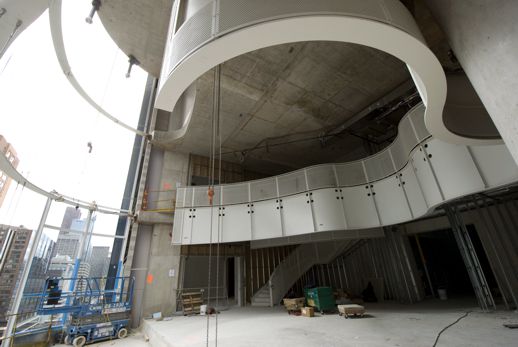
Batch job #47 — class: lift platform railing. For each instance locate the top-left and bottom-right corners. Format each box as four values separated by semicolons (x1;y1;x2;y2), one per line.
142;188;177;212
37;276;134;317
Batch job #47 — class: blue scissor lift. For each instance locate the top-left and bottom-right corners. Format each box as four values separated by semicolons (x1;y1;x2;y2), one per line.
37;276;134;347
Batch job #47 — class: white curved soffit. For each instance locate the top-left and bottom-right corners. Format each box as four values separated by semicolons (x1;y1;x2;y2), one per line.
427;75;503;146
155;0;447;145
172;105;518;245
0;0;48;59
0;153;130;215
48;0;148;137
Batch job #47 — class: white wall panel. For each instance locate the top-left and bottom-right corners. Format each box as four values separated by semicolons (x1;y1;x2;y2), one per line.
281;194;314;236
221;204;252;242
469;144;518;187
426;139;485;200
373;176;412;225
411;147;443;207
181;208;193;244
400;165;428;217
172;209;184;244
251;200;282;240
191;207;219;244
342;185;380;228
312;189;347;232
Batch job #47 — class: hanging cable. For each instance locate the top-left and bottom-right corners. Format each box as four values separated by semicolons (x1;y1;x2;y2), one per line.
205;64;222;347
0;19;22;58
214;64;222;347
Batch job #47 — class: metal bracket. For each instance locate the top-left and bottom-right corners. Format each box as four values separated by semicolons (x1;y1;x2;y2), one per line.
85;0;101;24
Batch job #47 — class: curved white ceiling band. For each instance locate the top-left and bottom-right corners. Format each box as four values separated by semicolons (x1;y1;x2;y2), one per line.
155;1;447;145
48;0;148;138
0;153;130;215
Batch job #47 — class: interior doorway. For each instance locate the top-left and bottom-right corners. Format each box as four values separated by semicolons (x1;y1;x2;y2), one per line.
227;257;235;300
409;226;497;302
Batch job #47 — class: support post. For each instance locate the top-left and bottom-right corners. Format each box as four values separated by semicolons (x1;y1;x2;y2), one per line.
445;205;496;310
5;197;52;344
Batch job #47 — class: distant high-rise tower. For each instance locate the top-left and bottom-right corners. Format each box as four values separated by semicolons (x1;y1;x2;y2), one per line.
19;233;55;319
0;135;20;208
51;207;82;259
89;246;110;278
0;225;32;327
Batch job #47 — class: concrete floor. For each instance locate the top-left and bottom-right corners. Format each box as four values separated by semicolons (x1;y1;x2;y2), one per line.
53;299;517;347
135;298;518;347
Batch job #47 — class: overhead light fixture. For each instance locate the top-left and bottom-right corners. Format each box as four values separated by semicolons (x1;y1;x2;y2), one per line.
85;0;101;24
126;55;140;78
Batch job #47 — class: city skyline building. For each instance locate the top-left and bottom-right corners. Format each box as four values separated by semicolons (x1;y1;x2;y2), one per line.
19;233;55;319
0;135;20;208
88;246;110;278
51;207;82;259
0;224;32;327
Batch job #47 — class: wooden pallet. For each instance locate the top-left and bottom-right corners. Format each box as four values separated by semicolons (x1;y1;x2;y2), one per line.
338;304;365;318
181;291;203;316
283;297;305;314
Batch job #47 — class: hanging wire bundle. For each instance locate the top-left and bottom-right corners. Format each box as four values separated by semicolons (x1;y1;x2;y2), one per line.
206;64;222;347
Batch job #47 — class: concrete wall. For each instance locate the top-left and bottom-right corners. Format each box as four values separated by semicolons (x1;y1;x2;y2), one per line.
141;150;190;316
424;0;518;164
129;149;190;324
141;225;182;317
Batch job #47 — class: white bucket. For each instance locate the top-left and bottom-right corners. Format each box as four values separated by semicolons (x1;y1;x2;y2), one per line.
438;288;448;300
200;304;207;315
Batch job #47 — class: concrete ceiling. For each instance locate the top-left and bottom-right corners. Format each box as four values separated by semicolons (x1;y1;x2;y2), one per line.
97;0;455;175
161;41;411;174
98;0;173;77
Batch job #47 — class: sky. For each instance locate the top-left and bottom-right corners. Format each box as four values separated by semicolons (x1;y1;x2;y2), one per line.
0;2;148;248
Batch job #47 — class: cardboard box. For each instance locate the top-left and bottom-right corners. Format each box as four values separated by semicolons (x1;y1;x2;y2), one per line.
283;297;305;311
301;307;314;317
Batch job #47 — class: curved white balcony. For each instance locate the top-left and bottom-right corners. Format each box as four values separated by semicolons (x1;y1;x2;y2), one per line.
155;0;450;145
172;103;518;245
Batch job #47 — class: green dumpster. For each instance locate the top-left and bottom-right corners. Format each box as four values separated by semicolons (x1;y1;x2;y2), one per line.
304;287;335;313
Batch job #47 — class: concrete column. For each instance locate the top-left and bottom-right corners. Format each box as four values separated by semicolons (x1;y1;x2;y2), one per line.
424;0;518;164
133;150;190;321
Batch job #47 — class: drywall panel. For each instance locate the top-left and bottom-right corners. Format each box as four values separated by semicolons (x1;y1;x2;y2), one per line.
426;139;484;200
312;189;347;232
469;144;518;187
172;209;184;244
190;207;219;244
400;164;428;217
181;208;193;244
251;200;282;240
411;146;442;207
221;204;252;242
342;185;380;228
281;194;314;236
373;175;412;225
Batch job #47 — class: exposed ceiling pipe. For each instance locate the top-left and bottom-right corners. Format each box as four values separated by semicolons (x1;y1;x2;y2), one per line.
320;80;416;146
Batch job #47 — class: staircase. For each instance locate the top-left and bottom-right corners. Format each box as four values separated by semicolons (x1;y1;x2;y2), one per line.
251;240;353;306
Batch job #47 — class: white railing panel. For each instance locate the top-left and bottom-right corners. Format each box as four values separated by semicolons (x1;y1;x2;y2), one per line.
221;183;249;205
250;177;278;201
306;165;337;190
277;170;307;196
